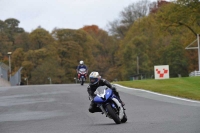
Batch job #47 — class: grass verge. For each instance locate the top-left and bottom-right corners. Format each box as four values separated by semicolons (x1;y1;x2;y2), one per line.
115;76;200;101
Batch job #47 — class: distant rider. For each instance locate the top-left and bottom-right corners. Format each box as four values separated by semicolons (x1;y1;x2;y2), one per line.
76;60;88;80
87;71;125;113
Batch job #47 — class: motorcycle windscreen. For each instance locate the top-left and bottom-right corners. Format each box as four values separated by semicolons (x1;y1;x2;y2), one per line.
93;86;113;103
79;69;86;75
79;68;86;72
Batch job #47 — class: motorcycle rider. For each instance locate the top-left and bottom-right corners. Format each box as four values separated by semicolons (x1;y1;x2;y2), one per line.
87;71;125;113
76;60;88;80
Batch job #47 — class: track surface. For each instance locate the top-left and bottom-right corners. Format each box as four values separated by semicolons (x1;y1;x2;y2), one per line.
0;84;200;133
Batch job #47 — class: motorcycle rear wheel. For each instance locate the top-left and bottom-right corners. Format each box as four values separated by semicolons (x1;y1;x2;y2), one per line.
106;104;121;124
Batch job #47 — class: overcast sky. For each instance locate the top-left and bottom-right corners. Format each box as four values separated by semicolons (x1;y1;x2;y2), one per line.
0;0;157;33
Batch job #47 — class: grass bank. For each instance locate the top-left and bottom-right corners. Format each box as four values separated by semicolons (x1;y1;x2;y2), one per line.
115;76;200;101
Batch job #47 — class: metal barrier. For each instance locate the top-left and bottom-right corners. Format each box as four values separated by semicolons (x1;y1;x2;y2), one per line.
189;71;200;76
10;67;23;86
0;62;23;86
0;62;9;81
0;62;10;86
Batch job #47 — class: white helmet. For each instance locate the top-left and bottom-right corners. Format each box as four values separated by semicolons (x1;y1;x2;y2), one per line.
89;71;101;85
79;60;84;65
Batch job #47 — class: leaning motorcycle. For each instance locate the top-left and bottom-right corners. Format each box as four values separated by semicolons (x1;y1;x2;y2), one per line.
93;86;127;124
78;68;87;85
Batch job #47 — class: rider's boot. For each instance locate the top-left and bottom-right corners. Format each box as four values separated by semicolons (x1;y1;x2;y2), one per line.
114;91;125;106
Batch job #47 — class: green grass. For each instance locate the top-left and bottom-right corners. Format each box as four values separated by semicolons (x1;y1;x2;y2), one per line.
115;76;200;101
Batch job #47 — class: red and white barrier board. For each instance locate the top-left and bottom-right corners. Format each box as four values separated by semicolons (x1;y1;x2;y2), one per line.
154;65;169;79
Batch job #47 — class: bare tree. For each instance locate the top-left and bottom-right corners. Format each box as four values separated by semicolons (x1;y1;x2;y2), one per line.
120;0;150;26
108;19;126;39
107;0;151;38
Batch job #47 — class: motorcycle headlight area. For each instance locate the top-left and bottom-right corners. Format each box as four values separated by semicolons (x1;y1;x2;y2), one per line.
97;89;106;100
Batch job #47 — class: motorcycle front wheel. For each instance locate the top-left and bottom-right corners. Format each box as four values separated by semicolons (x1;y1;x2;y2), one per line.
80;78;84;85
121;111;127;123
106;104;121;124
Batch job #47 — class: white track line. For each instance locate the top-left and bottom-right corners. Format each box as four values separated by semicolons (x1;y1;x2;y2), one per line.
114;84;200;104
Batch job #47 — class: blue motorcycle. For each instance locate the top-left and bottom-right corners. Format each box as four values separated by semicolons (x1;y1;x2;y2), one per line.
93;86;127;124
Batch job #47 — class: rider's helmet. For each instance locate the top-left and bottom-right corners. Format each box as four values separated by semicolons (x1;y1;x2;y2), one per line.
80;60;84;65
89;71;101;85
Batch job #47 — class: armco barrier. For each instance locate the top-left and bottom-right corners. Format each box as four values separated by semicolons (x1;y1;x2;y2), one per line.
189;71;200;76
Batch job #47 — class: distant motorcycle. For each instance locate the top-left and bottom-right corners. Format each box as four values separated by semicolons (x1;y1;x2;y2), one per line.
78;68;87;85
93;86;127;124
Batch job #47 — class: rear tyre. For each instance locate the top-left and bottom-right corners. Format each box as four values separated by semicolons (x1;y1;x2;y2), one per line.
106;104;121;124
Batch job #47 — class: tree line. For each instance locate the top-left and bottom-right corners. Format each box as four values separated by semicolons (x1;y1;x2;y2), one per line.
0;0;199;84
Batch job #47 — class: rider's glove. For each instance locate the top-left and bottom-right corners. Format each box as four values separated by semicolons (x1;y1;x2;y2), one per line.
88;95;93;101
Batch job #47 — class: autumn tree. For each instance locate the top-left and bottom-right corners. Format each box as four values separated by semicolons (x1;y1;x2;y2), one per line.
4;18;24;45
29;28;54;49
14;32;31;51
0;20;9;55
30;57;64;84
11;48;24;73
21;60;33;81
159;35;189;77
82;25;119;80
155;0;200;72
52;28;96;82
155;0;200;36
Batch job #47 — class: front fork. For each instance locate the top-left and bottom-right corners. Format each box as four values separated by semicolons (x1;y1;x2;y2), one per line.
99;105;108;116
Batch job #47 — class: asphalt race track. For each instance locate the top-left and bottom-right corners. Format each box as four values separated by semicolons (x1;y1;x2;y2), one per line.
0;84;200;133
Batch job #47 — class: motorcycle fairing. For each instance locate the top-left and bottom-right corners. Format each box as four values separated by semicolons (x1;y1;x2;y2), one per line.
93;86;113;103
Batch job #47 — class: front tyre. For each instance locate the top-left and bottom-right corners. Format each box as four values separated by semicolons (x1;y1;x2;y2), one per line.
106;104;121;124
121;111;127;123
81;78;84;85
81;80;84;85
